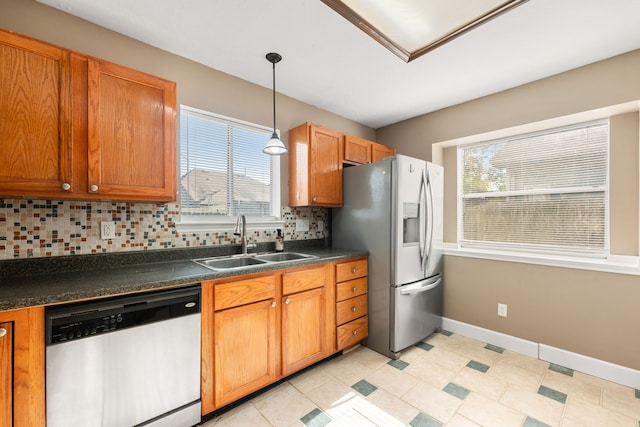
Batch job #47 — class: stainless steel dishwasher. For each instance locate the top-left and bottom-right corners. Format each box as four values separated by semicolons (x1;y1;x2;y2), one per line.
45;286;201;427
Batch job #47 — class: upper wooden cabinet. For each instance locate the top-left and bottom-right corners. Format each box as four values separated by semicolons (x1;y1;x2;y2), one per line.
0;30;73;197
87;58;176;201
344;134;395;165
0;29;177;202
289;122;343;207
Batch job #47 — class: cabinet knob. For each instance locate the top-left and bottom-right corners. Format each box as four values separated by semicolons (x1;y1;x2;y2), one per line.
90;184;99;192
271;301;277;308
352;268;357;274
61;182;71;191
285;298;290;305
352;287;357;292
352;330;358;336
312;197;317;203
351;306;357;312
0;328;6;337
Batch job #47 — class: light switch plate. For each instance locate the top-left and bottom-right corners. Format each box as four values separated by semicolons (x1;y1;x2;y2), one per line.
295;219;310;232
317;220;324;232
101;221;116;240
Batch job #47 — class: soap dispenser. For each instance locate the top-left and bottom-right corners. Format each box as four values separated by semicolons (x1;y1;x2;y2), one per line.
275;229;284;252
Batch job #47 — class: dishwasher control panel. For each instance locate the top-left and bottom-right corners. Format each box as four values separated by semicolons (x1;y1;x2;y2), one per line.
46;286;200;345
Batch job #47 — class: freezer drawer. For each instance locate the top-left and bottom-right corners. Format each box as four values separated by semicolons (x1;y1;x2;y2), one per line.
390;276;442;353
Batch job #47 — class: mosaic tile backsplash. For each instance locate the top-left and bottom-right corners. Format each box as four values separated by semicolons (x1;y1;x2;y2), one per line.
0;199;328;260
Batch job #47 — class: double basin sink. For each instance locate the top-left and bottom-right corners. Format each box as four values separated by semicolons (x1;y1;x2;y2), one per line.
193;251;317;271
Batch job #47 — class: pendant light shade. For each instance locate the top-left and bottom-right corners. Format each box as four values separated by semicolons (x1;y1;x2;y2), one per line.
263;52;287;155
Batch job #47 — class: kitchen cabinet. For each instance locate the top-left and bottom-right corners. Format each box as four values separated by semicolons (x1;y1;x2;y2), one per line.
288;122;343;207
201;262;336;412
343;134;395;165
0;30;73;197
281;265;334;376
0;29;177;202
0;307;45;427
335;258;369;350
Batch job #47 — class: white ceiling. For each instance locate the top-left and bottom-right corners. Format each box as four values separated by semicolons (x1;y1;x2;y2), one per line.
38;0;640;129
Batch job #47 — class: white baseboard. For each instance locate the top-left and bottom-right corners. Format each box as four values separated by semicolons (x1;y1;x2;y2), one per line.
441;317;640;390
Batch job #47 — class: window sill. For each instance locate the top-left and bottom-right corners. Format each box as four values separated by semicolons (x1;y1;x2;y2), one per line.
175;220;285;234
443;243;640;276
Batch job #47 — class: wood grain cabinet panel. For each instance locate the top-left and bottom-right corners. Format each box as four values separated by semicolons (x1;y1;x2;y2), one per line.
0;307;45;427
344;135;395;165
335;257;369;351
0;29;176;202
289;122;343;207
0;30;73;197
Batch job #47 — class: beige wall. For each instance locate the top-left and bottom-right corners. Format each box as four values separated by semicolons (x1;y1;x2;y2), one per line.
0;0;376;207
377;50;640;370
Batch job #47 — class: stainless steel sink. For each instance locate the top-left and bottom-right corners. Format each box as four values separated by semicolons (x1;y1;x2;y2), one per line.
193;256;268;271
193;251;317;271
253;252;317;262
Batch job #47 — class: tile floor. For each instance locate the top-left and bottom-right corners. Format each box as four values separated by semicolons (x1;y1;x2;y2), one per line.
200;331;640;426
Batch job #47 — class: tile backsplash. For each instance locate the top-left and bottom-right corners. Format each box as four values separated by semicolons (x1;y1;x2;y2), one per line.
0;199;328;260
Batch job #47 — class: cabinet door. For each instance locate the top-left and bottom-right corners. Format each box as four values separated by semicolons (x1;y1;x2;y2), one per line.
281;287;325;376
87;58;176;201
0;31;73;197
309;125;343;206
0;322;12;427
344;135;371;165
214;300;277;407
371;142;395;163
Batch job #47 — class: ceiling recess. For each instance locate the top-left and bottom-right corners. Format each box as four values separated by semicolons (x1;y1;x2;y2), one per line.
321;0;531;62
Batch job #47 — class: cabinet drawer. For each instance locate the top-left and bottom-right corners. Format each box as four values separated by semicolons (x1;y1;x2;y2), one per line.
336;294;368;326
214;275;276;311
336;259;367;282
283;267;325;295
337;316;368;350
336;277;367;302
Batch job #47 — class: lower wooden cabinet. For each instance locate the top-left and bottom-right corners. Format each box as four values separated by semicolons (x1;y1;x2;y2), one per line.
0;307;45;427
335;257;369;350
201;262;337;413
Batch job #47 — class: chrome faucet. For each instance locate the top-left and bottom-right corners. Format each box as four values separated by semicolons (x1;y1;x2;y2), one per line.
234;213;254;256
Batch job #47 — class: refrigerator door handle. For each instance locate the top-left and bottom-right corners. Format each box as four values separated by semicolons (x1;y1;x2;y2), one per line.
418;170;428;271
400;278;442;295
425;170;435;266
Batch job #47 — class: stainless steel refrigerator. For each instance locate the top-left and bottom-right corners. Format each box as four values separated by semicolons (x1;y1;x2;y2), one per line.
332;154;443;359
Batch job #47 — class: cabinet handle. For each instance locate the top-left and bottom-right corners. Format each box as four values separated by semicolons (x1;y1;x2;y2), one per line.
351;306;357;312
285;298;290;305
271;301;277;308
352;268;357;274
0;328;6;337
352;287;357;292
312;197;317;203
90;184;99;192
61;182;71;191
352;330;358;336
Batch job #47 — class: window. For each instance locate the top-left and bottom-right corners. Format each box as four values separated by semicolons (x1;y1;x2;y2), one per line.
179;106;281;227
458;120;609;257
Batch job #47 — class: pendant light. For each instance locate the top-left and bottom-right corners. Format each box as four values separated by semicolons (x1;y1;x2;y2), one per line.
263;52;287;155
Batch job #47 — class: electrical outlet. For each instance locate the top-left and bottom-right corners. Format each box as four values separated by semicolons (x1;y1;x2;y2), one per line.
498;303;508;317
295;219;310;232
101;221;116;240
317;220;324;232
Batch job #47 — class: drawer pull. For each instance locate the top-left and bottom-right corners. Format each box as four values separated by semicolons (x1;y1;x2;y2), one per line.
352;287;357;292
285;298;290;305
271;301;277;308
352;330;358;336
0;328;6;337
351;306;357;312
352;268;357;273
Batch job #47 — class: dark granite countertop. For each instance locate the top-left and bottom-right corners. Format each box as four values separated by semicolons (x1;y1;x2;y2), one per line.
0;240;367;311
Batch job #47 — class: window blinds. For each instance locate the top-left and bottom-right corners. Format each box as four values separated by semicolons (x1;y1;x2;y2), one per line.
179;107;276;219
459;120;609;256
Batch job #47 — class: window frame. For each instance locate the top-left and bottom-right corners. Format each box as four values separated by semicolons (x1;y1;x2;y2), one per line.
175;105;283;233
457;119;610;259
